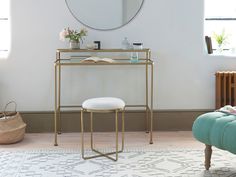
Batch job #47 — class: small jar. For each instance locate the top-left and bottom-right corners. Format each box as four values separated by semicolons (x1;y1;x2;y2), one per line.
133;43;143;49
130;43;143;63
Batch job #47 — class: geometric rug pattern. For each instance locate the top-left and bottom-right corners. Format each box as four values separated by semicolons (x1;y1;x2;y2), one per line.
1;149;236;177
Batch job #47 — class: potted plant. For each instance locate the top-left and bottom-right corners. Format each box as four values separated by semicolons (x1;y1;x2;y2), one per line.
59;27;87;49
212;30;229;52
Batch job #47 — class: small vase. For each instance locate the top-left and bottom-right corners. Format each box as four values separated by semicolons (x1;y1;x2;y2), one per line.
217;44;223;53
70;40;80;49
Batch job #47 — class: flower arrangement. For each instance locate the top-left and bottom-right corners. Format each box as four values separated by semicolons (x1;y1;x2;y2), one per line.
59;27;87;43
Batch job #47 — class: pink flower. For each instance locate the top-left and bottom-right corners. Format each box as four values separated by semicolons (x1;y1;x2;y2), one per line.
59;27;87;42
59;28;69;41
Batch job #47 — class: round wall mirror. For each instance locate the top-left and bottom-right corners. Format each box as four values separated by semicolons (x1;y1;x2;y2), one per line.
65;0;144;30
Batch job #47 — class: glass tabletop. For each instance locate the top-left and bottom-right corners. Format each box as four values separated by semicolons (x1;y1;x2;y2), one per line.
55;58;153;65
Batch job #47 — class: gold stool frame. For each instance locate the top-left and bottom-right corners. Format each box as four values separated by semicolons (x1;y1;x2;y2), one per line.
81;108;125;161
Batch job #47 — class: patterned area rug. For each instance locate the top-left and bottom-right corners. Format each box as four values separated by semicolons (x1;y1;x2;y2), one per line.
1;148;236;177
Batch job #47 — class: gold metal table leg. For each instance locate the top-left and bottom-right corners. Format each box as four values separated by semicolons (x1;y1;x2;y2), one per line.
145;54;149;133
58;59;61;134
54;64;58;146
150;62;154;144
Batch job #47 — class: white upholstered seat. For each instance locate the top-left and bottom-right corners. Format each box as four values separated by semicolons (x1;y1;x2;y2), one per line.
82;97;125;111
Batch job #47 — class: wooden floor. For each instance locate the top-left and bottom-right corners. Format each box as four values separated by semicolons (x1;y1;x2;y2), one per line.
0;131;204;150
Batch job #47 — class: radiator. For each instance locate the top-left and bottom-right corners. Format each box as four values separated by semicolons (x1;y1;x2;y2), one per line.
215;71;236;109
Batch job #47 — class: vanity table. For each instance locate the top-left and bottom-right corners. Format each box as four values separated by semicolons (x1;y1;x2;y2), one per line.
54;48;154;146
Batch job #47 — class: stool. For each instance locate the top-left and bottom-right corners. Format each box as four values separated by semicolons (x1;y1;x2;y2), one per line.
80;97;125;161
192;111;236;170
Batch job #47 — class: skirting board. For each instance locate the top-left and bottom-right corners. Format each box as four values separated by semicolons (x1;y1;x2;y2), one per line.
20;110;213;133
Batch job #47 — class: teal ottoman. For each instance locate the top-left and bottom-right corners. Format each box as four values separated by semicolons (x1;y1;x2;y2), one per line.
192;111;236;170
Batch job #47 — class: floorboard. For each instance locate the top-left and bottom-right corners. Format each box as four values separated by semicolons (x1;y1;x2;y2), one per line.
0;131;204;150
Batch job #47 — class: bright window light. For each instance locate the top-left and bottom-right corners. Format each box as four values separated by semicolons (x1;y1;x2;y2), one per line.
205;0;236;18
205;0;236;53
0;1;10;59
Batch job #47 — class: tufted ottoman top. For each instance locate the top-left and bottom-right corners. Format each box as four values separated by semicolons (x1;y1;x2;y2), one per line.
82;97;125;111
192;111;236;154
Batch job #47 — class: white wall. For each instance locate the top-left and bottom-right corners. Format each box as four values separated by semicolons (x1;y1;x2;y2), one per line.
1;0;236;111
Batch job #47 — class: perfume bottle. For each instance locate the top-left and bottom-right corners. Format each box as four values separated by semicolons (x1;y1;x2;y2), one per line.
122;37;130;49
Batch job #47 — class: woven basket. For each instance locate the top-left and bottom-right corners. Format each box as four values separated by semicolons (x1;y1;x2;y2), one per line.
0;102;26;144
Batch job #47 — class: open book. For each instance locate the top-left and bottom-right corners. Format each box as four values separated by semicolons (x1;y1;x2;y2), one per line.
80;57;115;63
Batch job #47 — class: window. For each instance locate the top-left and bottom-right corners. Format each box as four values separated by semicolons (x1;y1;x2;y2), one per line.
0;1;10;59
205;0;236;53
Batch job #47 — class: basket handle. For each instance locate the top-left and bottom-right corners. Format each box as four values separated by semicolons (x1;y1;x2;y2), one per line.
3;101;17;118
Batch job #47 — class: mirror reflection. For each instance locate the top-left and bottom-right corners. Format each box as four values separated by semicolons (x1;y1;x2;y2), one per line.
65;0;144;30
